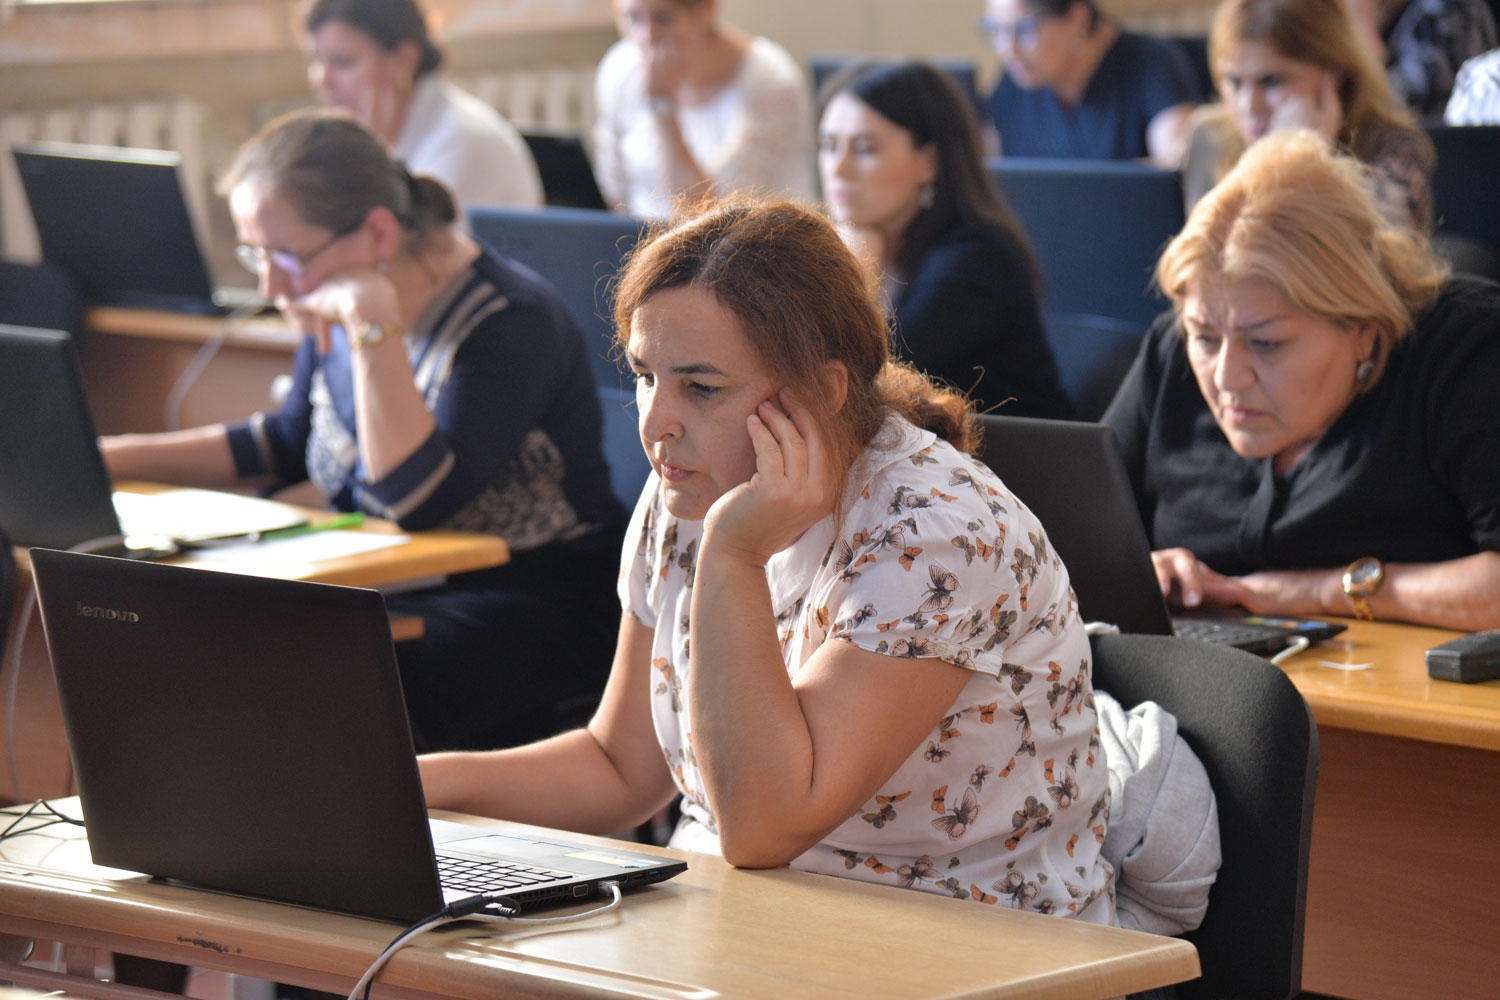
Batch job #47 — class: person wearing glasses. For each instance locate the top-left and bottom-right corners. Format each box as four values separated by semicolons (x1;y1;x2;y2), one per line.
980;0;1199;166
304;0;543;210
102;110;628;754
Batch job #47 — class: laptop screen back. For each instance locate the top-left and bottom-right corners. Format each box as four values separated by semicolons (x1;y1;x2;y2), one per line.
30;548;449;922
975;415;1176;635
0;325;122;548
12;141;222;314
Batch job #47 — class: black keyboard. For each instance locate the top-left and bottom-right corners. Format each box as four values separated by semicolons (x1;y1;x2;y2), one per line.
1171;617;1288;647
437;853;572;893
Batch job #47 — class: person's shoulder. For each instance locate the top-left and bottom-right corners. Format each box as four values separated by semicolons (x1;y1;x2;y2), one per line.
469;250;574;324
739;36;813;93
1111;32;1193;78
595;38;640;85
1417;276;1500;340
919;223;1027;276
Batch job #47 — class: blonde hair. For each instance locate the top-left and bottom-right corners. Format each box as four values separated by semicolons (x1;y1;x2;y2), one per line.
1209;0;1420;163
612;199;977;485
1158;130;1447;386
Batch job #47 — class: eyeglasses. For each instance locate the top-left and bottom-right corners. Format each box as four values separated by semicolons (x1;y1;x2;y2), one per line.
234;224;355;279
977;13;1043;51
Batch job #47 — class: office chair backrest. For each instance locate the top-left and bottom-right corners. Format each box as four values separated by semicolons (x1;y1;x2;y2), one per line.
468;205;646;389
1424;124;1500;279
596;385;651;510
1089;633;1319;1000
0;259;83;335
1041;310;1147;420
986;158;1183;331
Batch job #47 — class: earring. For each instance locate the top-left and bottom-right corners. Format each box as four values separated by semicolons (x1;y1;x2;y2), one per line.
1354;358;1375;386
919;183;936;210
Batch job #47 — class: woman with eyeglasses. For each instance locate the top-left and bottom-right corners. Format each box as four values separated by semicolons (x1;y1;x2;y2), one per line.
981;0;1200;167
102;110;628;753
304;0;543;210
592;0;817;218
818;60;1072;419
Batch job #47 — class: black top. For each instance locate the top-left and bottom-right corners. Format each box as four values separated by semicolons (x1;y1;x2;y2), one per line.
1101;276;1500;575
891;223;1072;419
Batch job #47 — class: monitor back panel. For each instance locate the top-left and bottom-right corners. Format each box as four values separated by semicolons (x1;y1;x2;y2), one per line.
0;325;122;548
13;141;221;313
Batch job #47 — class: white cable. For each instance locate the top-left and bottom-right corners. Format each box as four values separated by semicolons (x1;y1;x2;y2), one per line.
1270;634;1312;665
344;882;623;1000
162;301;262;431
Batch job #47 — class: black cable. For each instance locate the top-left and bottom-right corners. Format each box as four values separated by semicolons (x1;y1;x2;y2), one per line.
349;882;622;1000
0;799;85;841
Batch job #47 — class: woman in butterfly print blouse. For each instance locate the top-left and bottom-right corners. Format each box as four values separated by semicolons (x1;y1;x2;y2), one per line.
419;199;1114;923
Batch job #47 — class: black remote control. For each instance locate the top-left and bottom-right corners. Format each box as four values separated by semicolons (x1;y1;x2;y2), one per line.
1425;629;1500;684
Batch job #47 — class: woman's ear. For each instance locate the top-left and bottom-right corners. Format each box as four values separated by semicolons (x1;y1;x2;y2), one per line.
390;40;423;90
821;360;850;413
363;205;403;267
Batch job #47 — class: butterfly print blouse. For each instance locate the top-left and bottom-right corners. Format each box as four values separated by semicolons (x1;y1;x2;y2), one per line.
618;415;1115;923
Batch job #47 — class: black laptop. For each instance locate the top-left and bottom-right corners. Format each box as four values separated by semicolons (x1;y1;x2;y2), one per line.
12;140;265;316
519;129;608;210
976;415;1346;656
0;324;304;554
29;548;686;923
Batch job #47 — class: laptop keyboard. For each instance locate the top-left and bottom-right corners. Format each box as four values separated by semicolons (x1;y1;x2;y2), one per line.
1172;616;1287;647
437;853;573;894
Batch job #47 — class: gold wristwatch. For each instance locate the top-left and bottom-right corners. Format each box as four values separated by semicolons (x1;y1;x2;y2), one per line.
1341;556;1385;620
348;322;391;350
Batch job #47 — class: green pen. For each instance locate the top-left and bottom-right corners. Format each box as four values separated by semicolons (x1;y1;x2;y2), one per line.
259;511;366;541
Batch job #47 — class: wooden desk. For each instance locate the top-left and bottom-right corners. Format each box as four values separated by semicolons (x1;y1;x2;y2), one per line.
4;489;509;806
0;806;1199;1000
1277;620;1500;999
81;308;299;434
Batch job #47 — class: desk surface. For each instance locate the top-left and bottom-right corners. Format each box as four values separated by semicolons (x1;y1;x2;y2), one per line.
86;306;299;352
1277;617;1500;751
14;483;509;591
0;807;1199;1000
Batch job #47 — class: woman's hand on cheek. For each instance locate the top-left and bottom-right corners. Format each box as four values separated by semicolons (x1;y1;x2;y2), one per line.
703;392;838;566
292;271;399;355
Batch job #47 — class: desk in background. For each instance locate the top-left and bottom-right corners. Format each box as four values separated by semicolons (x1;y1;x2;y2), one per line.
4;489;509;806
81;307;299;434
1278;619;1500;1000
0;805;1200;1000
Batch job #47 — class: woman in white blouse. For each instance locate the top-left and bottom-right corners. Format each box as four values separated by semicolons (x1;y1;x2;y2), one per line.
304;0;543;211
592;0;817;218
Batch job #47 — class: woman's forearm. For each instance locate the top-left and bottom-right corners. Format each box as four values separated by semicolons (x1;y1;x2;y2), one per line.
100;424;244;489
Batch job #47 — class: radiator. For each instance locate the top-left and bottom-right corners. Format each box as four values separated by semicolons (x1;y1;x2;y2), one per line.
0;97;209;262
460;63;598;136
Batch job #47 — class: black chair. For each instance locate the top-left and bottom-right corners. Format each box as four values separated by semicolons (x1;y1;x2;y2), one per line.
1090;633;1319;1000
0;259;83;335
1167;34;1217;103
1424;124;1500;281
596;385;650;510
467;205;646;389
